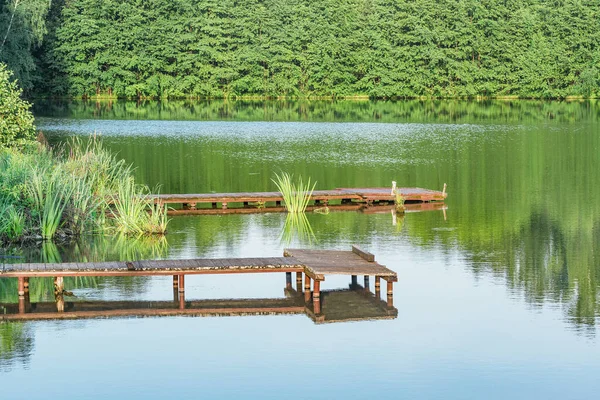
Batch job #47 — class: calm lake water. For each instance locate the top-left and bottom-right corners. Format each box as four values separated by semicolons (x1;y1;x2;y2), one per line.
2;100;600;398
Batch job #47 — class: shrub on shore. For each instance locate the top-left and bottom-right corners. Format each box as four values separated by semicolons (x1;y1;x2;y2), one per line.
0;63;36;149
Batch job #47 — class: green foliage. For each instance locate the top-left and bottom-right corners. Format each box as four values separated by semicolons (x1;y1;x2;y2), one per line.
0;0;53;90
28;0;600;99
0;136;169;243
272;172;315;213
0;63;36;148
27;168;75;240
107;178;168;236
394;189;405;213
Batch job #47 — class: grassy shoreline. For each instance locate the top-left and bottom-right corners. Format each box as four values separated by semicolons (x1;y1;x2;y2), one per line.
0;136;168;245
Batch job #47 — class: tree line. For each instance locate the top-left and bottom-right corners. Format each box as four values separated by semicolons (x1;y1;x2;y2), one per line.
1;0;599;99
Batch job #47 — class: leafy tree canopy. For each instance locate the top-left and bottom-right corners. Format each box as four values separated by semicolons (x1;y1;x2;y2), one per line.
4;0;600;98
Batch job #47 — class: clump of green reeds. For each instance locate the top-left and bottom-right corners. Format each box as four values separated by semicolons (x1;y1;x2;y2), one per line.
107;178;169;236
27;169;75;240
394;188;406;213
0;135;169;244
272;172;316;213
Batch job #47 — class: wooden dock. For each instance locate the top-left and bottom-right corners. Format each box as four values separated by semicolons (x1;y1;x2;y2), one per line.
152;186;446;211
1;246;397;317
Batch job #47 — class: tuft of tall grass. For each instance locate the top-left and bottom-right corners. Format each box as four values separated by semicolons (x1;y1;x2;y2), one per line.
272;172;316;213
28;169;75;240
107;178;168;236
394;189;406;213
5;206;25;240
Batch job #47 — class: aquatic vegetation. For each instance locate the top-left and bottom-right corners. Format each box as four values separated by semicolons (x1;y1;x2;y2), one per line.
272;172;315;213
0;135;168;244
28;168;75;240
394;189;405;213
107;178;168;236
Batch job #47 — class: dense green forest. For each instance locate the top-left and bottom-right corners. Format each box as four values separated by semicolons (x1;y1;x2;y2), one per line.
1;0;599;99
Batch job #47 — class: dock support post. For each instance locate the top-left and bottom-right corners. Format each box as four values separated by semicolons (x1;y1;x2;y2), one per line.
364;275;370;290
54;276;64;294
179;291;185;310
173;275;179;302
285;272;292;289
178;275;185;293
387;280;394;308
18;296;26;314
313;280;321;314
296;272;303;292
18;277;26;314
375;276;381;298
304;274;311;302
17;277;25;296
54;277;65;313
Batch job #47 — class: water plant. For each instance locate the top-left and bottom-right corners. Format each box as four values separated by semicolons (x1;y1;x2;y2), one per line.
1;134;169;244
27;168;75;240
107;178;168;236
394;189;406;213
272;172;315;213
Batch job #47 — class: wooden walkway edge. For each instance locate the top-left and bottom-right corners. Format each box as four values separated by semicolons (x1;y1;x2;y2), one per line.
1;246;397;317
151;186;447;211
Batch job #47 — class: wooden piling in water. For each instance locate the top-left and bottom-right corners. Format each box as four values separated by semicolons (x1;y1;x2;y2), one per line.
296;272;302;291
17;277;25;296
313;280;321;314
178;275;185;293
179;292;185;310
304;274;311;302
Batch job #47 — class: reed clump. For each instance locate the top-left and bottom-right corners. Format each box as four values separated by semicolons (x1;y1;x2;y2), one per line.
272;172;316;213
0;135;169;244
394;188;406;213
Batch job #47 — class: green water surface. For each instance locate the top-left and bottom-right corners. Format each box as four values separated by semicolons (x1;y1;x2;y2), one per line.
1;100;599;399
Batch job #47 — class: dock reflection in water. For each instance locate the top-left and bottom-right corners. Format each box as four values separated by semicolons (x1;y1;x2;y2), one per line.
0;281;397;324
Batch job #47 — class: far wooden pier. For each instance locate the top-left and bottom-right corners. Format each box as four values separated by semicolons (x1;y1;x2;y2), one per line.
1;246;397;318
152;186;447;212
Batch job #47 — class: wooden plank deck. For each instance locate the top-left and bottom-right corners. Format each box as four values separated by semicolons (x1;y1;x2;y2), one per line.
0;257;304;277
151;186;446;209
284;248;397;281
